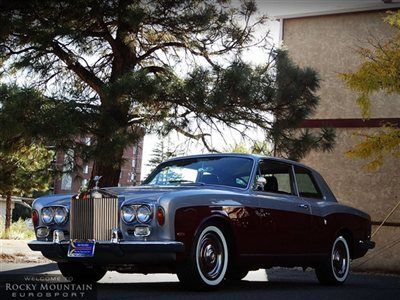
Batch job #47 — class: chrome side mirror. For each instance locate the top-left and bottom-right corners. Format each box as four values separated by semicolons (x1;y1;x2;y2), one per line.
255;176;266;191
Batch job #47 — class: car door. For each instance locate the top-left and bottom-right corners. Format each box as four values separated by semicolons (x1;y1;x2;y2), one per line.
253;159;313;256
293;166;329;255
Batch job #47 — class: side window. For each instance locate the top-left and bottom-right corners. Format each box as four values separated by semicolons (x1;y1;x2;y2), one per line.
294;167;323;199
256;160;294;195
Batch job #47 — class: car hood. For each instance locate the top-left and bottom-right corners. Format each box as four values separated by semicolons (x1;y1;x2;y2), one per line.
32;185;244;208
104;185;244;206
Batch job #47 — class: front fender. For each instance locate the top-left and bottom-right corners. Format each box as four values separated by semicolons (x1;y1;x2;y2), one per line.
174;206;235;262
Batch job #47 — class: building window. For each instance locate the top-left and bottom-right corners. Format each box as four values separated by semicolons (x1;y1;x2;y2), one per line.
132;159;136;168
85;137;91;146
82;179;88;187
61;174;72;191
61;150;74;190
132;145;137;155
83;164;89;174
130;173;136;182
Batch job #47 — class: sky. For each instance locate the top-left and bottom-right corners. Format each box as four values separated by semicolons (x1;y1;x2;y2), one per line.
140;0;392;179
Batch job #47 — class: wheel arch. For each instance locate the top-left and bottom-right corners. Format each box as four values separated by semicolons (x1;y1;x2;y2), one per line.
174;207;237;262
195;214;236;255
336;227;354;258
175;212;232;289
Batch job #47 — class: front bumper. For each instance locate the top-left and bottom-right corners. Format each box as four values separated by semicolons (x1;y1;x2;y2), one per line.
28;240;184;264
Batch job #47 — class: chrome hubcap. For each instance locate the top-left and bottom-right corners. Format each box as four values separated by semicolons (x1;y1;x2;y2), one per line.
332;240;348;278
198;232;224;280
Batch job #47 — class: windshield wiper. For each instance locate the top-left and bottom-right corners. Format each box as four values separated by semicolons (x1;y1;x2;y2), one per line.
167;180;205;186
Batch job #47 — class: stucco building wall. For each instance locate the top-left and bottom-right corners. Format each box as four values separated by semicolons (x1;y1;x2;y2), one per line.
282;11;400;119
281;10;400;272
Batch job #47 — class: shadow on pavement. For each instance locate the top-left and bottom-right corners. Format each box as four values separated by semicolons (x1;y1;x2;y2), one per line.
0;263;58;275
96;271;400;300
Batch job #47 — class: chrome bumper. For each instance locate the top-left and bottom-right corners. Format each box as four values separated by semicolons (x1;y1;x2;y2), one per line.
358;239;375;250
28;240;184;264
28;240;184;253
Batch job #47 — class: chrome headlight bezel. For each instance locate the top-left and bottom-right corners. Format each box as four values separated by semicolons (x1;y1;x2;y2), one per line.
121;205;136;224
54;206;68;225
137;205;152;223
41;207;55;224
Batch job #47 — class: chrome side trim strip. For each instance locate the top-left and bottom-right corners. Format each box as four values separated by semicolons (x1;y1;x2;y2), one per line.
28;240;182;246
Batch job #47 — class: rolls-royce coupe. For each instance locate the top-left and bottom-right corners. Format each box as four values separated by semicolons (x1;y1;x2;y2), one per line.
28;154;374;290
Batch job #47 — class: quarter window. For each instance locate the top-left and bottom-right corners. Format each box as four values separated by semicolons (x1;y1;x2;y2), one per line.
294;167;323;199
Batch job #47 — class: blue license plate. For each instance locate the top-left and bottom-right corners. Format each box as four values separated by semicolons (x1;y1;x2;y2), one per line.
67;240;95;257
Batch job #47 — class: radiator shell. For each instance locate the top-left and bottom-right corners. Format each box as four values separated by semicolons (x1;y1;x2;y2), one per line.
70;197;118;241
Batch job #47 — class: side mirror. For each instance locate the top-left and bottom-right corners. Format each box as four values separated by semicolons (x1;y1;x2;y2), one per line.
255;176;266;191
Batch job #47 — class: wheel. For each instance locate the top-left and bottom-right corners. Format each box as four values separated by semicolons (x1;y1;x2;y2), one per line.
315;236;350;285
58;262;106;283
225;267;249;281
177;224;229;290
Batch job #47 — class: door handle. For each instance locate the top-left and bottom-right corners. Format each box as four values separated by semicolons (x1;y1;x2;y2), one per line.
298;204;309;210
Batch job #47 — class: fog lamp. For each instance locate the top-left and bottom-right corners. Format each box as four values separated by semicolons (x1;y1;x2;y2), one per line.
134;226;151;237
36;226;49;238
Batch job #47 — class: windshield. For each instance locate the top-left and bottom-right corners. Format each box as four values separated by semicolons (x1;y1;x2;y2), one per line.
143;156;254;189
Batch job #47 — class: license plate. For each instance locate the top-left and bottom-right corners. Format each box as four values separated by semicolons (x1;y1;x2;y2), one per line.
67;240;95;257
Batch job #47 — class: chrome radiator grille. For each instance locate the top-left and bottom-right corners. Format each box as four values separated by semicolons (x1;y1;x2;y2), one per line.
70;197;118;241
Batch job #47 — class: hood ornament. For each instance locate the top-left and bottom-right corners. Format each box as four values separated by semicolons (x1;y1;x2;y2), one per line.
91;175;103;198
93;175;102;190
76;175;116;199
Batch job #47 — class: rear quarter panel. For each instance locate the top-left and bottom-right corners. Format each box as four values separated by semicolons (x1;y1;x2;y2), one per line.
311;201;372;258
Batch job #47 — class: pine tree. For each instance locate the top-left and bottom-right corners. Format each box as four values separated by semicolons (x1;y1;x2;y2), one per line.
0;1;335;186
0;143;53;231
226;51;336;161
147;139;184;172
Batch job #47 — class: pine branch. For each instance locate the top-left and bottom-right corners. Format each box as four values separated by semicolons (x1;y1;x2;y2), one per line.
51;42;105;95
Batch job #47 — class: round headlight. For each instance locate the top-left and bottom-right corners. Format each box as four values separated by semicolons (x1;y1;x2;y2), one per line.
122;206;136;223
54;207;67;224
137;205;152;223
41;207;54;224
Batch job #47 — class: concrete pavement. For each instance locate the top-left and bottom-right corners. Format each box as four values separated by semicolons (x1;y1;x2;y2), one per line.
1;262;399;300
0;239;50;263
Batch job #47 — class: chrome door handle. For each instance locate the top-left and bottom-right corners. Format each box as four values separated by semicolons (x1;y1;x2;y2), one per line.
298;204;309;209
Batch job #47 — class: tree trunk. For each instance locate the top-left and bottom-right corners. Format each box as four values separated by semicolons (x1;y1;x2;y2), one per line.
88;97;144;188
90;160;121;188
5;191;12;231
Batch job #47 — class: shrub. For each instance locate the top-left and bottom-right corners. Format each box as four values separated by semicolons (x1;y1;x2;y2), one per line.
0;218;35;240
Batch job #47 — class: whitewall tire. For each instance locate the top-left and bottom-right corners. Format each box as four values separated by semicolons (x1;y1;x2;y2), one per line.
316;235;350;285
177;224;229;290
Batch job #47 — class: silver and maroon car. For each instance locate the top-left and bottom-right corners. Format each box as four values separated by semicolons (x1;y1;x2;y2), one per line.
28;154;374;290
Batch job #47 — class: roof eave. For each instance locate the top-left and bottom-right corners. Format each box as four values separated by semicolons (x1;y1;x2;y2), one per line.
273;3;400;20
